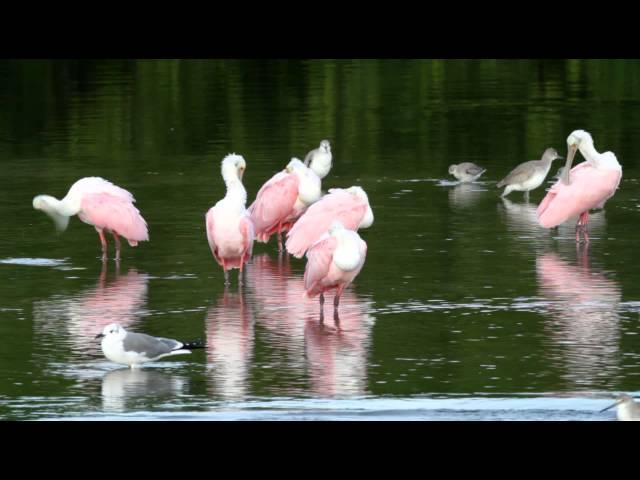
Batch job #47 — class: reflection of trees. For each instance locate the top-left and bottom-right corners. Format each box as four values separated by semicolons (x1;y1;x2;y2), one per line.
4;59;638;170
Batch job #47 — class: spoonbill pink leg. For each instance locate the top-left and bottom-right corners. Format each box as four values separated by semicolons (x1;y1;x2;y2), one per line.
98;229;108;261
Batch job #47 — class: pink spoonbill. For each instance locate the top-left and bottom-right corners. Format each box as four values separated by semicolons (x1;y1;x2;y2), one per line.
285;186;373;258
537;130;622;243
205;154;255;285
303;221;367;319
32;177;149;261
249;157;323;252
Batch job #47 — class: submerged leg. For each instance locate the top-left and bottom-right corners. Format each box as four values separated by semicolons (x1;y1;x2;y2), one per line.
239;256;246;287
333;308;341;328
319;293;325;323
97;229;108;261
576;211;590;243
112;232;122;262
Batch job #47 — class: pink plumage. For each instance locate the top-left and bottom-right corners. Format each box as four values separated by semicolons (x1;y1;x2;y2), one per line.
303;224;367;314
206;211;254;272
79;193;149;247
33;176;148;261
537;130;622;243
205;153;255;284
286;187;374;258
249;171;300;243
537;162;621;228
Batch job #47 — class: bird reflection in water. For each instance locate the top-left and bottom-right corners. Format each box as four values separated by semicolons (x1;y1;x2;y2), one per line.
536;245;621;388
246;254;375;397
33;262;149;357
501;197;608;248
205;287;254;400
101;367;188;413
448;183;486;210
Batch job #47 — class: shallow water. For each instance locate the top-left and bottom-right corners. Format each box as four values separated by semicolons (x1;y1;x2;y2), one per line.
1;59;639;420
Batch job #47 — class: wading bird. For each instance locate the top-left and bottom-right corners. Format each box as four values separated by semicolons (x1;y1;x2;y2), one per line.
285;186;373;258
206;154;255;284
537;130;622;243
448;162;486;183
32;177;149;261
303;222;367;320
96;323;204;368
249;158;322;252
497;148;563;199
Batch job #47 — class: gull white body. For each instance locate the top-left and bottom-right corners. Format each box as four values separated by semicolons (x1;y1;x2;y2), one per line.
97;323;202;368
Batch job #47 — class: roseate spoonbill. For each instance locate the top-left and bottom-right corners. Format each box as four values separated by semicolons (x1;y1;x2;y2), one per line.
303;221;367;318
285;186;374;258
601;395;640;421
304;139;332;179
448;162;486;183
497;148;563;199
249;157;322;252
32;177;149;261
205;154;255;285
537;130;622;243
96;323;205;368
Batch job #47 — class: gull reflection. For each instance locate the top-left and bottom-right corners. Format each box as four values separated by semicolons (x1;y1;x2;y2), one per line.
246;254;375;397
205;288;254;400
33;263;149;356
536;247;621;388
101;367;188;413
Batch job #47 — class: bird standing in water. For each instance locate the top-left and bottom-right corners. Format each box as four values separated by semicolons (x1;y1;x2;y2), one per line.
600;394;640;421
205;154;255;285
249;157;323;252
96;323;204;368
497;148;563;200
303;222;367;321
285;186;374;258
32;177;149;261
448;162;486;183
537;130;622;243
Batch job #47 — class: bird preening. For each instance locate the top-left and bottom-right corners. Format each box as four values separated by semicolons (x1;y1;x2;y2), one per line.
205;153;255;285
537;130;622;243
32;177;149;261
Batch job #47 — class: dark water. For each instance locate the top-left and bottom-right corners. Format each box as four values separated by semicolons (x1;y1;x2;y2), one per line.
1;59;639;420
